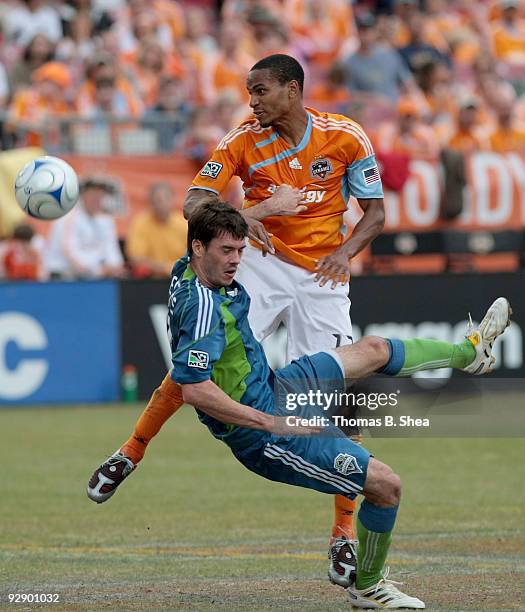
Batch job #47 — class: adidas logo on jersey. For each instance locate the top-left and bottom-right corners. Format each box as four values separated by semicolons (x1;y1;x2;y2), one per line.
289;157;302;170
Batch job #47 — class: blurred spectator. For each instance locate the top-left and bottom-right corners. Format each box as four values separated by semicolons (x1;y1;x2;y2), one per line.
126;38;182;108
141;75;191;152
118;5;174;56
488;84;525;153
126;181;187;278
95;27;123;60
3;0;63;47
2;223;43;281
7;61;72;146
287;0;357;71
392;0;449;52
398;10;451;73
221;0;284;24
447;96;489;153
55;0;113;78
184;105;225;166
60;0;114;39
442;2;492;69
183;6;217;55
89;75;135;119
254;19;298;59
375;97;440;160
45;176;124;279
307;62;352;114
8;34;55;94
149;0;186;46
75;51;142;117
214;89;245;133
413;60;456;143
342;13;417;104
200;21;254;105
490;0;525;65
242;4;304;61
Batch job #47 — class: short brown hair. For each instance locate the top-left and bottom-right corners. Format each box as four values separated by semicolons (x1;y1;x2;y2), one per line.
187;199;248;256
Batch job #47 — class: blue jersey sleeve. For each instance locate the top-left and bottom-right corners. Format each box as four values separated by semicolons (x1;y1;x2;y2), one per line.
170;286;225;385
346;154;384;200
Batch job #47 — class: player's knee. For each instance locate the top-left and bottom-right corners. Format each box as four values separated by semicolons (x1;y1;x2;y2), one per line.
361;336;390;369
374;471;401;507
364;459;402;507
383;471;402;506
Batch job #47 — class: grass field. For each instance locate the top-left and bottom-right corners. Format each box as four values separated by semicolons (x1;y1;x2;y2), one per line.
1;403;524;611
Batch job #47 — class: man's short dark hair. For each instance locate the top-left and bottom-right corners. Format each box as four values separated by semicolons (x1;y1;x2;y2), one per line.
187;199;248;256
250;54;304;93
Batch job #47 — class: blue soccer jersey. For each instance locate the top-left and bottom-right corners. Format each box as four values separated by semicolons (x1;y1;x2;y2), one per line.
167;256;371;498
168;256;275;445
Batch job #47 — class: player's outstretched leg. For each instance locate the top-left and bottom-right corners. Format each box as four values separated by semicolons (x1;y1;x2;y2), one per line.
335;297;511;380
347;459;425;609
86;373;184;503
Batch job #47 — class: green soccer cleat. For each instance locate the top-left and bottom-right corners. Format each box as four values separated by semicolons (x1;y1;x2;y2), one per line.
463;297;512;375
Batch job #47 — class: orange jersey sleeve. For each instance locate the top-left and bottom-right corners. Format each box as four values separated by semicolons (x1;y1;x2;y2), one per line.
191;108;383;270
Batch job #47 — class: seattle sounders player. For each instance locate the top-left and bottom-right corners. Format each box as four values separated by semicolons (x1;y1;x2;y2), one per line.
88;200;511;608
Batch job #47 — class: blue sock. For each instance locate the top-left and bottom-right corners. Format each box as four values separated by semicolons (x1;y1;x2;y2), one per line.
377;339;405;376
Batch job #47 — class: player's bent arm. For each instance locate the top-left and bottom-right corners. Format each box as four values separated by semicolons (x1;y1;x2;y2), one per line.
180;380;322;435
183;189;219;219
181;379;273;431
340;198;385;259
242;184;305;220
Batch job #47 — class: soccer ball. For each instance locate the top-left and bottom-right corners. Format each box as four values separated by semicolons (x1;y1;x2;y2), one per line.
15;156;79;220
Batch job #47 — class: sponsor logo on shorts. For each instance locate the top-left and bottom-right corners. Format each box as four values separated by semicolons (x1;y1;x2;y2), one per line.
334;453;362;476
200;161;223;179
310;158;333;180
188;350;209;369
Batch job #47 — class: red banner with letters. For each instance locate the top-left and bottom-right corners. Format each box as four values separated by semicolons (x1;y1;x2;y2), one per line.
344;153;525;232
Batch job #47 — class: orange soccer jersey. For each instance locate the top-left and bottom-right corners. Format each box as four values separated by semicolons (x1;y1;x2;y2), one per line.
190;107;383;271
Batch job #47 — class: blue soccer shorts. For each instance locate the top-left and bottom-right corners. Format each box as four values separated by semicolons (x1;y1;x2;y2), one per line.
231;351;371;500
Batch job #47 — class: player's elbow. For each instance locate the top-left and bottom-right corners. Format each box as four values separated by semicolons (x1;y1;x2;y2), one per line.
183;190;213;219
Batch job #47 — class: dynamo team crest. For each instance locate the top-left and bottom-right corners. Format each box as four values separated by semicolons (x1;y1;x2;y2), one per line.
310;158;333;180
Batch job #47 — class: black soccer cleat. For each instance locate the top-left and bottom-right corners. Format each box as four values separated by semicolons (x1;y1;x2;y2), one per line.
87;451;136;503
328;536;357;588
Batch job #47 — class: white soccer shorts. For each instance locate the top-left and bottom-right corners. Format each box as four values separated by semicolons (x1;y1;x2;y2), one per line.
236;244;353;364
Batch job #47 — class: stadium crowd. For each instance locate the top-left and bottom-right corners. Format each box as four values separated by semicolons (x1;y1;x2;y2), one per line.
0;0;524;280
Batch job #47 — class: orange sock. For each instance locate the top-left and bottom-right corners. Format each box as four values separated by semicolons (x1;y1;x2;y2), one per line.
331;494;357;541
120;373;184;464
330;431;362;540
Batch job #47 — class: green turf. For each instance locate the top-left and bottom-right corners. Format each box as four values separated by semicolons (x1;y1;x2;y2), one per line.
0;403;523;610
